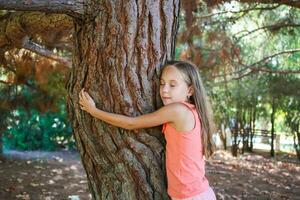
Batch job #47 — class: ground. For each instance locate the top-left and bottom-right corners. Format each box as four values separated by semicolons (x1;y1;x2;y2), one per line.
208;150;300;200
0;150;299;200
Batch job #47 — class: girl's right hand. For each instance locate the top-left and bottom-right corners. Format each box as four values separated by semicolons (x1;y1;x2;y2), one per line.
79;89;96;114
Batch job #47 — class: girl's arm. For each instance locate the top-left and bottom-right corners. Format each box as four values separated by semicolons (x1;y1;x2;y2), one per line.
79;89;179;130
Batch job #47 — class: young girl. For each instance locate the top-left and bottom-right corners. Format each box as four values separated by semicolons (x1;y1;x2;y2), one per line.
79;60;216;200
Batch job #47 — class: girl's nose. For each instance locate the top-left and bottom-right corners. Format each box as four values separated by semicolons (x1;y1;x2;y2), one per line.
161;85;168;93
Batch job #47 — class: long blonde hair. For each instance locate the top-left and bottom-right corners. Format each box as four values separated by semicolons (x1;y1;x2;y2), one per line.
162;60;216;158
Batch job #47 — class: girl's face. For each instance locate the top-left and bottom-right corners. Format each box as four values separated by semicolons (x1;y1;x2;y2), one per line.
160;66;193;105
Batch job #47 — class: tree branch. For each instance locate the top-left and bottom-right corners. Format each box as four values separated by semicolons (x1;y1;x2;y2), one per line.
200;4;281;19
234;67;300;80
205;0;300;9
0;12;73;50
236;49;300;76
233;48;300;75
0;79;12;85
251;67;300;74
213;67;300;83
250;49;300;67
212;49;300;80
0;0;84;18
237;22;300;40
22;36;71;68
236;0;300;9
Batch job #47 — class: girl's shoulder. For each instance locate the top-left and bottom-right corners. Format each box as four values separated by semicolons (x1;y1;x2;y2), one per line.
179;101;195;109
164;102;196;132
164;102;195;119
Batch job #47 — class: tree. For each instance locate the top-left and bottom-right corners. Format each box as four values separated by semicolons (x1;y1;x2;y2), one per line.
1;0;179;199
285;97;300;160
66;1;180;199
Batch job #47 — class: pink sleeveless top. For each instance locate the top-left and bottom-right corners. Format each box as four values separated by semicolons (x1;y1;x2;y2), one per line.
162;101;209;198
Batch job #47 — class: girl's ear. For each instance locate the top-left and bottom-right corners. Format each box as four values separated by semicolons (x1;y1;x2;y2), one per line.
188;86;194;96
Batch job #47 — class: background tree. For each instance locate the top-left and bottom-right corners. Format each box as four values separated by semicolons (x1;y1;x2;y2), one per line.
284;96;300;159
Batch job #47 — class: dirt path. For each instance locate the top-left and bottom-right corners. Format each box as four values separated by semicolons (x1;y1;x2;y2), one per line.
208;151;300;200
0;150;91;200
0;150;299;200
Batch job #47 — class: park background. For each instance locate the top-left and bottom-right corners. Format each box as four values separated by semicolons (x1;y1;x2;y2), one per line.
0;0;299;200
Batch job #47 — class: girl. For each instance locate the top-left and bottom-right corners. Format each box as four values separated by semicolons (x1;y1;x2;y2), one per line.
79;60;216;200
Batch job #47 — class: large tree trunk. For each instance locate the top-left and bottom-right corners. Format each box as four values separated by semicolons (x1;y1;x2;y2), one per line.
66;1;179;199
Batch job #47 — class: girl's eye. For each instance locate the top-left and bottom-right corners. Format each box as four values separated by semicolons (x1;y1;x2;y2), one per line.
160;82;165;85
170;84;176;87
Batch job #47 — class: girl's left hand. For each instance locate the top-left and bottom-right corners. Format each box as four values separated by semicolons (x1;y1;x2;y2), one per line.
79;89;96;113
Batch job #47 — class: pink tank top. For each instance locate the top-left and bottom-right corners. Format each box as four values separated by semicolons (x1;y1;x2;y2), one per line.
162;101;209;198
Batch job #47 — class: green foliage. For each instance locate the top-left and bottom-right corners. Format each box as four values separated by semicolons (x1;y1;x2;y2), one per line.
0;50;73;152
284;97;300;133
0;66;74;151
3;106;74;151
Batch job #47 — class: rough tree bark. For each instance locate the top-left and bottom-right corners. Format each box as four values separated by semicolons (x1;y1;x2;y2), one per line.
0;11;73;66
66;1;180;199
0;0;83;17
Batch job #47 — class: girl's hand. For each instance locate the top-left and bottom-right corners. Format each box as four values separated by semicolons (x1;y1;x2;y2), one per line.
79;89;96;114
